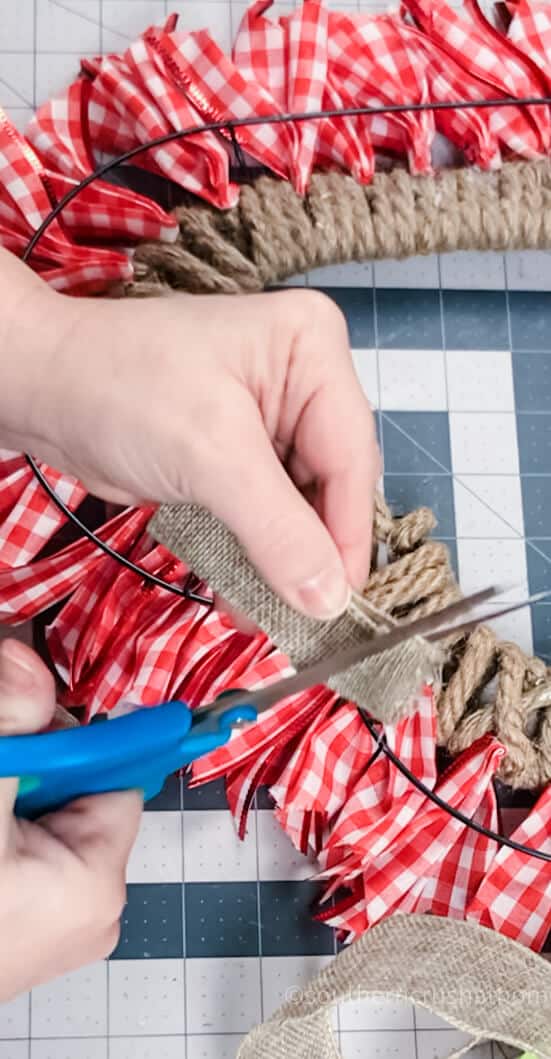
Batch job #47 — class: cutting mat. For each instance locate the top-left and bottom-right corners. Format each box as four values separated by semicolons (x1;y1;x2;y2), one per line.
1;2;551;1058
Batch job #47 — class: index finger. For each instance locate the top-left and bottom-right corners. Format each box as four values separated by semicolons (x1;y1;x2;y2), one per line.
292;351;380;591
0;640;57;850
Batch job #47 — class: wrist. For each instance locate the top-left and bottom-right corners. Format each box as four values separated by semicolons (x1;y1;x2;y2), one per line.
0;252;79;453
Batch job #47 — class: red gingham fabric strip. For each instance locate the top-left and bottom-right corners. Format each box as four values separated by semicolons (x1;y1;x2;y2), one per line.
507;0;551;82
227;744;281;840
403;0;550;158
227;731;308;840
268;693;339;810
48;538;278;716
37;257;133;294
232;0;373;186
281;1;330;194
233;0;290;106
0;109;132;291
191;684;325;784
29;79;93;179
271;700;378;821
316;692;436;893
42;170;178;246
128;29;239;208
144;23;295;183
466;784;551;951
27;79;178;244
319;736;504;939
402;23;501;168
343;693;438;864
0;506;152;625
0;451;86;568
315;751;390;900
327;11;434;173
463;0;551;95
84;49;236;208
407;777;499;919
46;535;194;714
372;737;504;923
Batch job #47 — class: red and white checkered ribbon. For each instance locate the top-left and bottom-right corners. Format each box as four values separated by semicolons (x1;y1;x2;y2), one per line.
45;530;292;718
0;505;152;625
83;28;240;208
0;451;86;569
398;20;502;168
327;11;434;174
315;735;504;942
233;0;374;191
142;22;294;186
403;0;550;158
507;0;551;82
26;77;178;246
316;692;437;890
466;785;551;951
315;738;503;941
0;109;132;292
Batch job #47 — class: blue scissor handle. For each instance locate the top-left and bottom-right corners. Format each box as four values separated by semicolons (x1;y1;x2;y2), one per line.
0;699;257;820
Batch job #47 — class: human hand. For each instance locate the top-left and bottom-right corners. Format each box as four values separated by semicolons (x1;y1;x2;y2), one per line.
3;253;379;620
0;637;142;1001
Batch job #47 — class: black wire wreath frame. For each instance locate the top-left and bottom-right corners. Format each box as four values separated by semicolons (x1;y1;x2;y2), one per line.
21;93;551;862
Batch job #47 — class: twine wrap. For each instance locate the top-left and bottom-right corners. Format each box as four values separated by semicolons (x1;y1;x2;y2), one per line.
150;494;551;789
129;161;551;296
236;914;551;1059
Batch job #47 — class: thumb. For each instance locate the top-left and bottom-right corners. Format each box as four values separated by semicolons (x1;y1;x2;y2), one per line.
0;639;57;839
0;639;57;735
41;790;142;879
207;415;350;621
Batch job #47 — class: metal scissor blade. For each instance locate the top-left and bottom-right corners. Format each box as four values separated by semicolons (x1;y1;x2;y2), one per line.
194;583;506;721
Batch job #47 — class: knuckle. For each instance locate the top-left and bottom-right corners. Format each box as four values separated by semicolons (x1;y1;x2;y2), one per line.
80;874;127;932
281;288;348;335
104;877;128;923
100;923;122;960
87;922;121;963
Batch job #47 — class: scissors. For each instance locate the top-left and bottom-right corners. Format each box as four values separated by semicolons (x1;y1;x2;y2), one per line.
0;584;544;819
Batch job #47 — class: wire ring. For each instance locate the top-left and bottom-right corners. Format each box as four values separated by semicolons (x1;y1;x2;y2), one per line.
362;715;549;862
21;94;551;858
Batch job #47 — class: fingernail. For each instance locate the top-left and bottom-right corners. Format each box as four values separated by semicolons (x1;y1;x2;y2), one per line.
297;567;351;621
0;640;36;692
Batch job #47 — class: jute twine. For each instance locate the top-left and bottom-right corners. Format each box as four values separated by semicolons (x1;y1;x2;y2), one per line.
128;160;551;296
236;914;551;1059
348;496;551;789
151;493;551;789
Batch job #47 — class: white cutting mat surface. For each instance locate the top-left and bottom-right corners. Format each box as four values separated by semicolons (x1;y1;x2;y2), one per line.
1;3;551;1059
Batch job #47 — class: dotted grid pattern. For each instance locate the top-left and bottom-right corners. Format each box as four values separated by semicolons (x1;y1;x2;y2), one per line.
1;4;551;1059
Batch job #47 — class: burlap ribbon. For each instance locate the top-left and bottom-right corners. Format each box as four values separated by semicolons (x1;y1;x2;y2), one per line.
150;503;443;724
237;915;551;1059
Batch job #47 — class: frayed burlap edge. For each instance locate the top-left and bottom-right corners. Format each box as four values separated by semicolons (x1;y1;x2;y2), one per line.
127;159;551;296
149;501;445;725
237;915;551;1059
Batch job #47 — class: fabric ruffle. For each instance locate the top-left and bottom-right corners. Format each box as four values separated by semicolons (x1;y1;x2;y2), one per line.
1;1;551;291
0;110;133;292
